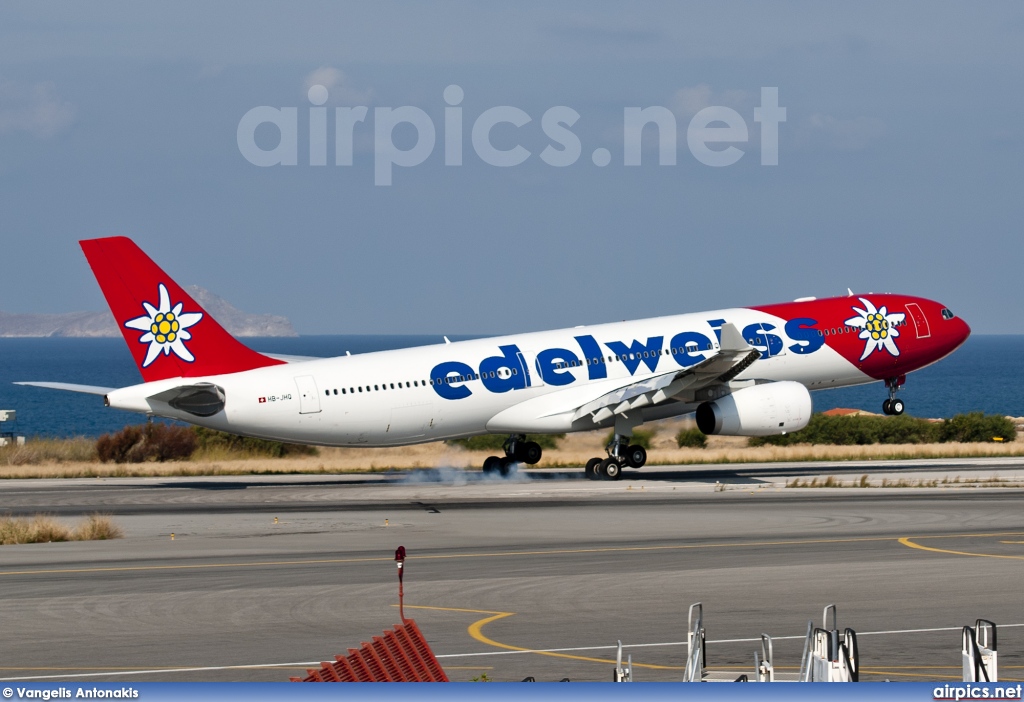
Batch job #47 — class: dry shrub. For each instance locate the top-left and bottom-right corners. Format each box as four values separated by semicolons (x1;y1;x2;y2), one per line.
0;513;124;545
72;514;123;540
0;515;70;544
676;428;708;449
97;423;196;463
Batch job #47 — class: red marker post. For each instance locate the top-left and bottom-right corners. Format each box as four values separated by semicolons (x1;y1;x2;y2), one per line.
395;546;407;622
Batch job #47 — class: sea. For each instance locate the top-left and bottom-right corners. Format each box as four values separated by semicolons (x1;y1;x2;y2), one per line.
0;335;1021;439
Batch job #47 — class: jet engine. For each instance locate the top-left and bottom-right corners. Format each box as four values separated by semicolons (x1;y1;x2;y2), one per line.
695;381;812;437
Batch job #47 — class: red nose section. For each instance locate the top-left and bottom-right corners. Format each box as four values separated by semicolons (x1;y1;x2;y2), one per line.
755;294;969;380
951;315;972;349
80;237;284;382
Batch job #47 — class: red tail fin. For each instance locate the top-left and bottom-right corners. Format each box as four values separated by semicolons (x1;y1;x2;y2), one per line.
80;237;284;382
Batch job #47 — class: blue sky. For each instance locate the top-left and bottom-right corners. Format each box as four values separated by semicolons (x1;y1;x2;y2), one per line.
1;2;1022;334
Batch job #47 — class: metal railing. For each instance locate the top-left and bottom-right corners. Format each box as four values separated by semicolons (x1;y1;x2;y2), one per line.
798;604;858;682
963;619;998;682
613;640;633;682
684;602;706;682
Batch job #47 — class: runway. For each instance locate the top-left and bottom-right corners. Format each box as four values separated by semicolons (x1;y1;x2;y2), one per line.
2;459;1023;682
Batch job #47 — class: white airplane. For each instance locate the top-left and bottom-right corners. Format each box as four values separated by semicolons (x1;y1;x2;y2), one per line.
18;237;971;480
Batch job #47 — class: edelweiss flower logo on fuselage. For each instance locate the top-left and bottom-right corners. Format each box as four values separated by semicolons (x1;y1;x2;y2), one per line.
844;297;906;361
124;283;203;368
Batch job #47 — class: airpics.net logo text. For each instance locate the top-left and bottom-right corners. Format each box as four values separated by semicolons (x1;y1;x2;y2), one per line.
236;85;786;186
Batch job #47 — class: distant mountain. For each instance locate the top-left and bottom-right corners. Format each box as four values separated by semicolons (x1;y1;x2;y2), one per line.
0;286;298;338
0;310;118;338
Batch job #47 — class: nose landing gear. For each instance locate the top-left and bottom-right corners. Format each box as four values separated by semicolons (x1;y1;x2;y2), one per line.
481;434;543;477
882;375;906;415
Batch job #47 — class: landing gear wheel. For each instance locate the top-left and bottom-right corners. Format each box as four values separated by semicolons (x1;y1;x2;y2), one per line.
498;456;517;477
890;398;905;415
600;458;622;481
584;457;602;481
625;445;647;469
882;399;892;415
519;441;542;465
482;455;502;475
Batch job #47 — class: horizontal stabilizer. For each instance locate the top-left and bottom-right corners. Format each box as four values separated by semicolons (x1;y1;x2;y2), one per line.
14;381;114;395
262;353;323;363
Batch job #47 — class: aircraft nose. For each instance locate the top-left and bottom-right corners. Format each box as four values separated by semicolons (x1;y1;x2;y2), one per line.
955;316;971;345
943;309;971;351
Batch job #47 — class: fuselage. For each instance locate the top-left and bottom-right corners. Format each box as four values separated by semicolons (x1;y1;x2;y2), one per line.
106;293;971;447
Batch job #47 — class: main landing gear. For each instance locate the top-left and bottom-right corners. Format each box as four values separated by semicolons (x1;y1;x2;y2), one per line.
584;434;647;481
882;375;906;416
482;434;543;477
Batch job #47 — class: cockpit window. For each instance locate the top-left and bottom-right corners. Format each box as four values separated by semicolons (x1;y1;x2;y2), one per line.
941;308;955;320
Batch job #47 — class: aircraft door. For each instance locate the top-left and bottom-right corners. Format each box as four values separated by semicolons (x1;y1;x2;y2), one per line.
516;351;545;388
294;375;322;414
905;303;931;339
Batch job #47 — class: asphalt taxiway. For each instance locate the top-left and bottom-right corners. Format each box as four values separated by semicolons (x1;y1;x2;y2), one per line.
1;459;1023;682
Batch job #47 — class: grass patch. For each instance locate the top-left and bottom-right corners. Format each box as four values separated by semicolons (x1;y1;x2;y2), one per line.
445;434;564;451
786;475;842;488
0;513;123;545
752;412;1016;447
3;425;321;467
191;426;318;460
785;473;1024;489
0;438;96;465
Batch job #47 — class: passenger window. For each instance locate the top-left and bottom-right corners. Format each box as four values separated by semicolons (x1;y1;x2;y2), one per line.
342;388;347;394
414;380;419;387
334;389;338;395
324;390;329;396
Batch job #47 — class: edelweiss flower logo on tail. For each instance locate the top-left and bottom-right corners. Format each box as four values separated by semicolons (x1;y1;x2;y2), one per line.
845;297;906;361
124;283;203;368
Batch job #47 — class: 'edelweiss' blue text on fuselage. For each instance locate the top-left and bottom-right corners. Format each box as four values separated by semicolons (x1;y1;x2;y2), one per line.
430;318;823;400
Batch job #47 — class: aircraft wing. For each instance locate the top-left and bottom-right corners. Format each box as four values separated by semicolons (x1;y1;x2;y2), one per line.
564;322;760;425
